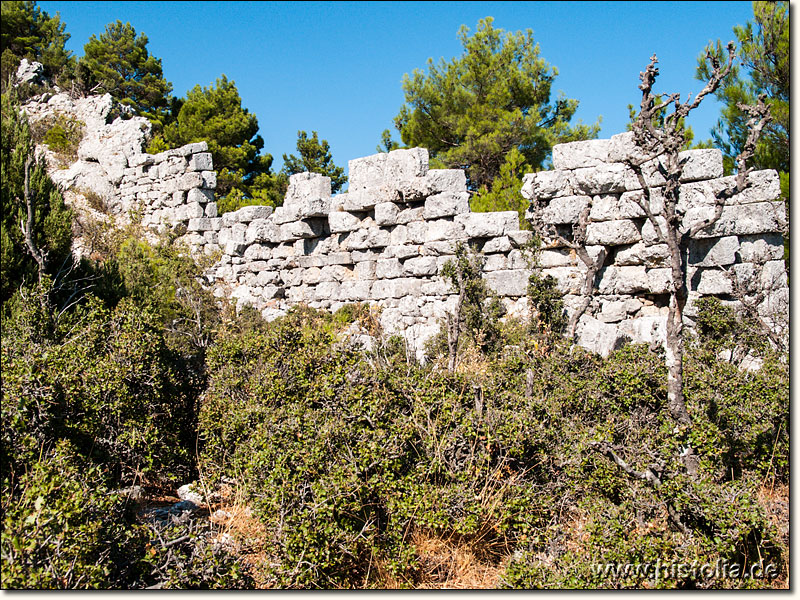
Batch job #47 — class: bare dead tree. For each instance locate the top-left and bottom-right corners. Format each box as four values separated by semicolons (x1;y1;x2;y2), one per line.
610;46;772;478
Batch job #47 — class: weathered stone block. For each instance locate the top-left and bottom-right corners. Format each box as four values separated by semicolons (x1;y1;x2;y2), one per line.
376;258;403;279
423;192;470;219
384;148;428;183
508;230;534;247
688;236;739;267
575;315;627;358
187;217;221;232
375;202;400;226
572;163;633;195
484;270;529;297
403;256;438;276
678;148;723;182
521;170;574;200
279;219;324;241
552;139;611;169
423;241;458;255
425;219;465;242
187;187;214;205
455;211;519;238
597;265;649;295
234;205;274;223
424;169;467;194
205;202;218;218
736;233;785;263
386;244;419;260
245;218;280;244
179;171;203;190
396;206;425;224
686;201;786;238
542;195;591;224
482;236;512;253
201;170;217;189
344;228;391;250
188;152;213;171
615;242;670;267
585;219;641;246
329;210;361;233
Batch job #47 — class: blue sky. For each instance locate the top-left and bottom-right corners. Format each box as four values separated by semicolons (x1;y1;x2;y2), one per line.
37;1;755;175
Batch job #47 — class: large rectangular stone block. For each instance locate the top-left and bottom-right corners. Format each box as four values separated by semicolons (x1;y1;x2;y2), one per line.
552;139;612;169
425;219;465;242
329;210;361;233
422;192;470;219
685;201;786;238
245;218;280;244
585;219;641;246
484;269;530;297
455;211;518;238
344;227;391;250
542;195;590;224
687;236;739;267
521;170;574;200
188;152;213;171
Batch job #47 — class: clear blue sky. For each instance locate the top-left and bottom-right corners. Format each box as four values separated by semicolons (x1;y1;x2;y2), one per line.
38;1;755;175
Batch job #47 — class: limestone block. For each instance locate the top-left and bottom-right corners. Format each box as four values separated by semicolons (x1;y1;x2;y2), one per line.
220;223;247;246
327;251;353;265
182;202;205;220
243;243;272;260
538;248;577;268
188;152;213;171
641;216;668;245
542;195;591;224
482;236;512;253
383;148;429;183
285;171;331;201
552;138;612;169
187;187;214;205
205;202;218;218
521;170;574;200
403;256;438;276
329;210;361;233
272;205;301;225
736;233;785;263
245;260;269;273
272;244;296;259
731;260;787;291
484;270;529;297
341;190;380;211
425;169;467;194
406;221;428;244
425;219;465;242
693;268;732;295
344;228;391;250
589;193;645;221
687;236;739;267
354;261;376;280
179;172;203;190
423;241;458;255
396;206;425;224
187;217;221;232
201;171;217;189
455;211;519;238
678;170;780;213
317;265;348;282
421;279;451;295
508;230;534;247
615;242;670;267
598;300;627;323
302;267;322;285
376;258;403;279
423;192;470;219
576;315;627;358
375;202;400;226
618;315;667;347
585;219;641;246
572;163;633;195
372;278;423;299
678;148;723;182
386;244;419;260
245;219;280;244
597;265;649;295
351;250;379;262
314;281;340;301
230;205;273;223
646;268;673;294
348;152;388;190
297;256;325;268
281;268;303;287
483;255;507;271
279;219;324;241
685;202;786;238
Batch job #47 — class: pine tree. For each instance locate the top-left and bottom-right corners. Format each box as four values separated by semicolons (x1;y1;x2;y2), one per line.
282;130;347;194
391;17;599;191
79;21;172;124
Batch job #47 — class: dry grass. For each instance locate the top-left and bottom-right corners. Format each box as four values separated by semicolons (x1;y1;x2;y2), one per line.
368;528;508;589
756;482;789;589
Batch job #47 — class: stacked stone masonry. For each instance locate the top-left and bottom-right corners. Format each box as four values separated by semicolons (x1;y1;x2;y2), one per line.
22;89;786;359
521;132;788;356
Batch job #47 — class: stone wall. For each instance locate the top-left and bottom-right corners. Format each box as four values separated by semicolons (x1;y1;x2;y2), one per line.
200;149;535;359
521;133;788;356
23;91;788;359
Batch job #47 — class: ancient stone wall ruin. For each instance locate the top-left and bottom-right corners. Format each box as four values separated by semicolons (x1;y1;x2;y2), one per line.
23;91;788;359
521;134;787;356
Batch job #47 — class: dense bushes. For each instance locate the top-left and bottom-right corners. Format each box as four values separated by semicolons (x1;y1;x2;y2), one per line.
198;305;788;588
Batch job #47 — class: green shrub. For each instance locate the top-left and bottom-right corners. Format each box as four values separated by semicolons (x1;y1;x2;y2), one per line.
31;113;84;162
